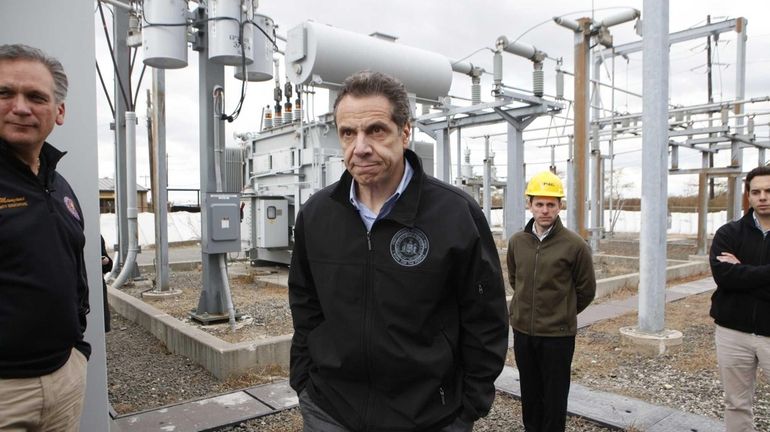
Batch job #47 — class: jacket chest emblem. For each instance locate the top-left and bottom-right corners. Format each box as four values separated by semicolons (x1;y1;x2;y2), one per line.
63;196;80;221
390;228;429;267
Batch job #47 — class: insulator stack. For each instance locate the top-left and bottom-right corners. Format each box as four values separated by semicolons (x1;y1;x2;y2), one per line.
294;99;303;122
471;80;481;105
263;107;273;130
533;68;544;98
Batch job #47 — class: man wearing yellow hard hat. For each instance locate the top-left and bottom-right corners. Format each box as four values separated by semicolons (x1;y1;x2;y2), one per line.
506;170;596;432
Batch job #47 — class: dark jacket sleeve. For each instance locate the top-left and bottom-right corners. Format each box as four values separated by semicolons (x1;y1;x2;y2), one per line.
456;207;509;422
101;236;113;274
710;223;770;301
574;242;596;314
288;211;324;393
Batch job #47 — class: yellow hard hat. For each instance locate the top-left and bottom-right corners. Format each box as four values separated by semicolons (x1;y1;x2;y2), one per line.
525;170;565;198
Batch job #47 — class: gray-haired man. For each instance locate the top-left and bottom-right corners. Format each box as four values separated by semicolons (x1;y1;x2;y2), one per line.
0;44;90;431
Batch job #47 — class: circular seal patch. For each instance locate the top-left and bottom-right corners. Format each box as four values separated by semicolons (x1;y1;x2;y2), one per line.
64;196;81;221
390;228;429;267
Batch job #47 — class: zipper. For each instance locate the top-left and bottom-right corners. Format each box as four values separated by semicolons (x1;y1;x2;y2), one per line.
362;229;374;427
439;387;446;405
530;241;541;334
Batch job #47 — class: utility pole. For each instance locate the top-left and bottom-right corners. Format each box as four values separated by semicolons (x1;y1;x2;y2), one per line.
573;18;592;240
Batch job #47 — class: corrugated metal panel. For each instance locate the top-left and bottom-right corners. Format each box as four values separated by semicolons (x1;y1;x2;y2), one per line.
224;147;244;193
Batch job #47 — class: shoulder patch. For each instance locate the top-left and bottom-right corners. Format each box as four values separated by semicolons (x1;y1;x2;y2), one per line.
63;196;81;221
390;227;429;267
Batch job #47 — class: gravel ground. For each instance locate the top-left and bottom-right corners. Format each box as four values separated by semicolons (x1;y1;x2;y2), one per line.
106;311;286;414
107;237;769;431
217;393;614;432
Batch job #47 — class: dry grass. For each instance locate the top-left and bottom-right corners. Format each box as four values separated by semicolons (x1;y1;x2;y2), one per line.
221;364;289;390
572;291;717;391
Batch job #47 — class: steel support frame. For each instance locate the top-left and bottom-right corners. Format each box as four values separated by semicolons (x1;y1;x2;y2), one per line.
413;97;561;238
194;11;230;316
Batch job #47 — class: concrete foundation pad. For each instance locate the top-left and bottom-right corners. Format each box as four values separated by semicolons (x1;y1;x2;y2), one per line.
619;326;683;356
108;286;292;379
141;289;183;299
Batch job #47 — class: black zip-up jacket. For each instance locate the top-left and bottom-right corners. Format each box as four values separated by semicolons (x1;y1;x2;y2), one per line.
288;150;508;431
709;209;770;336
0;140;90;378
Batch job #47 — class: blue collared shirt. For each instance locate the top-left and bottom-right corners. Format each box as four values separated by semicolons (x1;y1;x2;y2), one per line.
349;159;414;232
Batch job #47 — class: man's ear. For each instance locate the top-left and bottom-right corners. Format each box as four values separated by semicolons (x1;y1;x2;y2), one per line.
401;122;411;149
55;102;65;126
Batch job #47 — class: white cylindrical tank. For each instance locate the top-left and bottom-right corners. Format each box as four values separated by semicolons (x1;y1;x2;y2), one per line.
142;0;189;69
234;14;273;82
285;21;452;101
208;0;252;66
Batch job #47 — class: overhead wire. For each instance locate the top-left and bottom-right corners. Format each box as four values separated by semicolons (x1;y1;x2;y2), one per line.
97;0;132;111
95;60;115;117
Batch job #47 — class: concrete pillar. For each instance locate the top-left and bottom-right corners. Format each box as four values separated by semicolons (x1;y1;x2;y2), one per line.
639;0;670;334
150;69;171;292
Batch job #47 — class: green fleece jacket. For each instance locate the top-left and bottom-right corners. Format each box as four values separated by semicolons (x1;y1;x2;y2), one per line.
507;216;596;336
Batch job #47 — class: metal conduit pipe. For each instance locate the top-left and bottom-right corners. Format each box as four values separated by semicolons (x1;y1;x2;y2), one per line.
107;250;120;281
213;86;236;332
111;111;139;290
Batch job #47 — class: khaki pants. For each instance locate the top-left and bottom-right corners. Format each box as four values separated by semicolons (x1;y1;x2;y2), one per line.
715;325;770;432
0;349;88;432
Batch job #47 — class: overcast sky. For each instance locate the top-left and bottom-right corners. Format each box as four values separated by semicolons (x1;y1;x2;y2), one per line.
93;0;770;200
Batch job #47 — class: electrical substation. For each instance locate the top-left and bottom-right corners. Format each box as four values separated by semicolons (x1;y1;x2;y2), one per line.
4;0;770;430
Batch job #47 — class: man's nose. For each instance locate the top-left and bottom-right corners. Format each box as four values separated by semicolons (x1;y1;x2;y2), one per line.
11;96;32;115
352;133;370;155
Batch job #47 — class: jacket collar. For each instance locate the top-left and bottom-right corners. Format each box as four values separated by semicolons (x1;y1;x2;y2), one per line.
0;138;66;173
524;214;564;240
331;148;424;227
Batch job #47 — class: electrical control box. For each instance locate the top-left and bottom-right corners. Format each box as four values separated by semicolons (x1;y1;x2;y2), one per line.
203;193;241;254
256;198;289;248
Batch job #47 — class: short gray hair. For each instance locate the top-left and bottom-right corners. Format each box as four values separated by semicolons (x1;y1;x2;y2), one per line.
333;70;411;129
0;44;68;103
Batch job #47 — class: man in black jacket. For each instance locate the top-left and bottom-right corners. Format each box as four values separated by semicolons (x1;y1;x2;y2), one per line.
710;165;770;432
288;70;509;432
0;44;89;431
